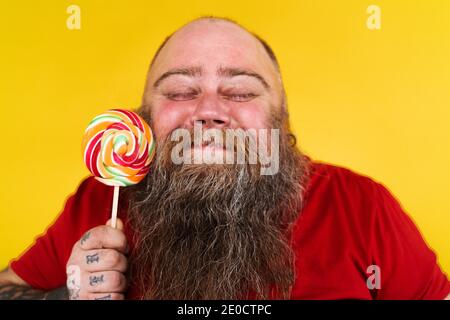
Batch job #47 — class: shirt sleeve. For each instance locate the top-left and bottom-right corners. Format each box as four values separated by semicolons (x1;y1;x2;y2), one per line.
370;183;450;299
9;177;111;290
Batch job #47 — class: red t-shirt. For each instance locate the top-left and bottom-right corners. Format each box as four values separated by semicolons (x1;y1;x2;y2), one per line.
10;161;450;299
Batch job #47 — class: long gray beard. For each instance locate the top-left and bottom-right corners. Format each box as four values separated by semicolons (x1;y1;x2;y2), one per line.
125;129;311;300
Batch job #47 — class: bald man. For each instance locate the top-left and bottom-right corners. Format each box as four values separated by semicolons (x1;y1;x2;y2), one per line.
1;17;449;300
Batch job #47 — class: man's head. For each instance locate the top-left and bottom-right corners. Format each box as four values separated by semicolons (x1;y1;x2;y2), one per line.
127;17;310;300
140;16;287;140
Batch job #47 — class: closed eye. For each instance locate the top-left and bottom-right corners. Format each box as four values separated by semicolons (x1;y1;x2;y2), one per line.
224;93;258;102
164;91;199;101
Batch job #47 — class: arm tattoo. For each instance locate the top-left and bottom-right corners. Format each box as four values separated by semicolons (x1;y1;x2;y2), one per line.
89;275;104;286
80;231;91;245
86;253;100;264
0;285;68;300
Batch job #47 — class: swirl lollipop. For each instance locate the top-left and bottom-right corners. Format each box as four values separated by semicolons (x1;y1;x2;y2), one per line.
82;109;156;228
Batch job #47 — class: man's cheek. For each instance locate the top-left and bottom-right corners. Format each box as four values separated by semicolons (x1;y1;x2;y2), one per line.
152;102;193;138
229;102;270;129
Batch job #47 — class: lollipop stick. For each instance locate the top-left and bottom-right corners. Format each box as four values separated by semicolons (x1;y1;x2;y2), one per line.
111;186;120;229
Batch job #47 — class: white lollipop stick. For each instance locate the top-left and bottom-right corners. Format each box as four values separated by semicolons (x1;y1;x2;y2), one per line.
111;186;120;229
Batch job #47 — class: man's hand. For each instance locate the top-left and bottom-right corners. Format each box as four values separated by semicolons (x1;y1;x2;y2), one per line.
66;219;128;300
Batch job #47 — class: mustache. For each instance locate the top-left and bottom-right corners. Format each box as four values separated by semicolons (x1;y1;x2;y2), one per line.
167;127;261;154
155;127;258;170
158;126;282;176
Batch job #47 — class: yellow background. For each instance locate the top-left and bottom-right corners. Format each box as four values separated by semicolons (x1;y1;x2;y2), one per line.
1;0;449;276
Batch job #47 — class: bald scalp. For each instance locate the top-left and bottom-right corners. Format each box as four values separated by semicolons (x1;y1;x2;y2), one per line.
148;16;280;72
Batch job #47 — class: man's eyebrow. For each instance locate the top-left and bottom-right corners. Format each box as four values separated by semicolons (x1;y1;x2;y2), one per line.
217;67;270;90
153;66;202;88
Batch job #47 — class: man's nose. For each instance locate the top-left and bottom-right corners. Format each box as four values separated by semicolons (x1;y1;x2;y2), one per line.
189;94;231;129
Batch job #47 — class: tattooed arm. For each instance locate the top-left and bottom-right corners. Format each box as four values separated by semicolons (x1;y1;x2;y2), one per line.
0;284;68;300
0;268;68;300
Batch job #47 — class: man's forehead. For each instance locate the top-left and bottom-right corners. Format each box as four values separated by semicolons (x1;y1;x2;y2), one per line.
171;19;258;45
149;19;275;79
